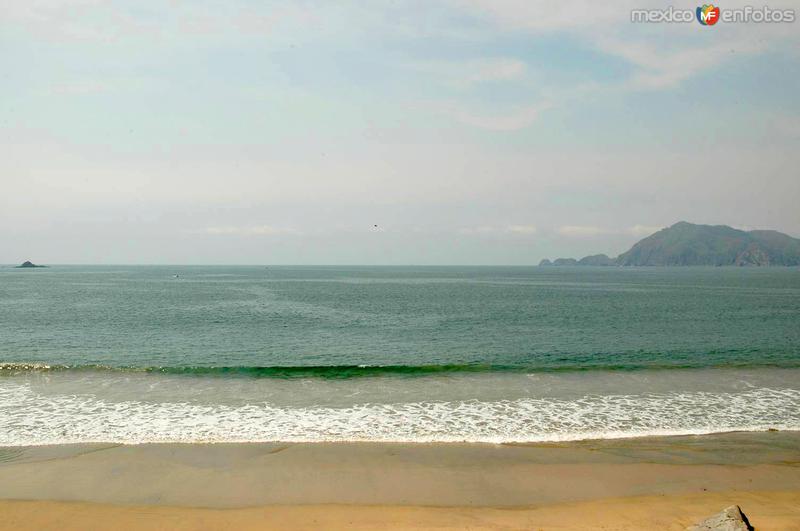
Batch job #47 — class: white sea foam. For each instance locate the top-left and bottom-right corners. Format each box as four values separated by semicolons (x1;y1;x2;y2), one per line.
1;375;799;446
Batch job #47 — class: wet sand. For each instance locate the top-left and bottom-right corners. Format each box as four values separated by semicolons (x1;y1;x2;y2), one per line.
1;432;799;529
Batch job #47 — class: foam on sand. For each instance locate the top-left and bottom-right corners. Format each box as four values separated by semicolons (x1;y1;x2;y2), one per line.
1;374;798;445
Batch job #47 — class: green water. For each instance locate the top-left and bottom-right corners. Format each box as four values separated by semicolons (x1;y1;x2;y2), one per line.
1;265;798;373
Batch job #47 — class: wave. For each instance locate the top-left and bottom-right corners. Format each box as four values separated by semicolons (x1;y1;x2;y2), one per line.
3;358;800;379
1;382;798;445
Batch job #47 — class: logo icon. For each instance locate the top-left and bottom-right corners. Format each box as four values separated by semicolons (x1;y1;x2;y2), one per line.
696;4;721;25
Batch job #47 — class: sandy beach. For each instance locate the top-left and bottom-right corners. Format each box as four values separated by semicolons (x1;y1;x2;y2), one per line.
1;431;799;530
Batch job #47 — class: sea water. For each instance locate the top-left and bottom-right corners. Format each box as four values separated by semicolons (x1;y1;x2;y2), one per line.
1;265;798;444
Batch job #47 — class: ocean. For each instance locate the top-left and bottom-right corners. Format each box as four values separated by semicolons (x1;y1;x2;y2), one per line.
1;265;799;445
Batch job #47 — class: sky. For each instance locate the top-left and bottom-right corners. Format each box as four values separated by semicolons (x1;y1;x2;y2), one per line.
1;0;799;265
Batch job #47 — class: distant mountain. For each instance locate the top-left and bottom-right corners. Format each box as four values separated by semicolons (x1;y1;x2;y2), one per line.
539;258;578;266
617;222;800;266
577;254;616;266
540;222;800;267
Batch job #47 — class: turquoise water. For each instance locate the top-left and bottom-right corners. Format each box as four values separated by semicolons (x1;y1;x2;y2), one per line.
1;265;799;444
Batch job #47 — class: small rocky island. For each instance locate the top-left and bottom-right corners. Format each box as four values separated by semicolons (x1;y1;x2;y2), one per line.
15;261;47;268
540;221;800;267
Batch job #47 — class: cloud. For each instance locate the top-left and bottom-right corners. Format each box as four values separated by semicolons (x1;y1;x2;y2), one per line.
459;224;537;235
454;104;549;131
410;57;527;87
455;0;799;93
628;224;662;236
505;224;538;234
455;0;628;32
50;80;110;95
407;56;543;131
595;34;768;91
426;101;550;131
557;225;609;237
3;0;162;43
557;224;663;238
203;225;300;236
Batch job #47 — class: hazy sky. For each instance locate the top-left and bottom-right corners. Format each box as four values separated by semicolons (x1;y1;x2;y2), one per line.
1;1;798;264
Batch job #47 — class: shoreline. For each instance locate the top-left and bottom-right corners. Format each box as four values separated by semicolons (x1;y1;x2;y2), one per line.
1;432;799;529
2;426;799;448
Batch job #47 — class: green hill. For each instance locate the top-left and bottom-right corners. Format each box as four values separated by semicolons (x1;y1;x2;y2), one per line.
617;222;800;266
540;222;800;266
